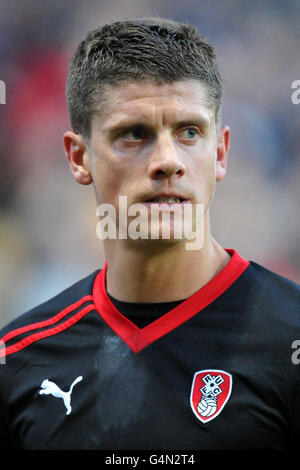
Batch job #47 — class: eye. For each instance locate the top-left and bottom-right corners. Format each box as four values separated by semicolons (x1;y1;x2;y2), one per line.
121;126;148;141
178;127;199;140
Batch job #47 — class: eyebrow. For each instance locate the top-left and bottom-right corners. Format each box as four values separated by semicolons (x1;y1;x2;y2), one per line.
174;117;210;129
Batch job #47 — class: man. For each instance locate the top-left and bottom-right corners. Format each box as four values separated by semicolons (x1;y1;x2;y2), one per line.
0;17;299;451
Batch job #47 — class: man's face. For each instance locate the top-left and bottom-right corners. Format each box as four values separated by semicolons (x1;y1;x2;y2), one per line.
65;79;230;244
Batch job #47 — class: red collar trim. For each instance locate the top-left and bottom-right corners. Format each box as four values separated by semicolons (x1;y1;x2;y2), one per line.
92;249;250;353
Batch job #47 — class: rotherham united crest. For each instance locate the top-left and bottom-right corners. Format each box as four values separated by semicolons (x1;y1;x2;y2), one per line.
190;369;232;424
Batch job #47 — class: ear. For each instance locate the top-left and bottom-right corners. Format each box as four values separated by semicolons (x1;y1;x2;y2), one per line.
215;125;230;182
63;131;93;185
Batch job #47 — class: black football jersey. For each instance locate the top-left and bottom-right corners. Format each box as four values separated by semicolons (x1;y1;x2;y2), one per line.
0;249;300;450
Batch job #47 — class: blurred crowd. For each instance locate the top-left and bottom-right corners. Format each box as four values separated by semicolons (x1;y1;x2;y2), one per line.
1;0;300;328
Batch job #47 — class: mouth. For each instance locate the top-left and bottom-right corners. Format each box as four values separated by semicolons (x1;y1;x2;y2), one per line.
143;194;191;206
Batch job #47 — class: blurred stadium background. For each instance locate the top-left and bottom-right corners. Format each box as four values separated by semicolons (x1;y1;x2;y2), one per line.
1;0;300;329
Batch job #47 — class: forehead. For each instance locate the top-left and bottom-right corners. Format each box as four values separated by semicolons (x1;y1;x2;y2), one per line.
92;80;214;131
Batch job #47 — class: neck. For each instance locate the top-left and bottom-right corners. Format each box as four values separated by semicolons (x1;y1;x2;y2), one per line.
102;217;231;303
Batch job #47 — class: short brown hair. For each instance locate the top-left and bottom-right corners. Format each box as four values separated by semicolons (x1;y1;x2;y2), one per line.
66;17;223;139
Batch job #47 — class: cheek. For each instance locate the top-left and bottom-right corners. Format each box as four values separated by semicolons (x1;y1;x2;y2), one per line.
190;149;216;184
94;168;121;205
91;155;137;206
187;146;216;207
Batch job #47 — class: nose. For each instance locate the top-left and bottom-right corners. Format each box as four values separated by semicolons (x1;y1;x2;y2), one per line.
147;133;186;180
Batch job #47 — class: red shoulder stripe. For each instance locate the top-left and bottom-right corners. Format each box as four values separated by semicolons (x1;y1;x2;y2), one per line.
1;294;93;344
0;303;95;358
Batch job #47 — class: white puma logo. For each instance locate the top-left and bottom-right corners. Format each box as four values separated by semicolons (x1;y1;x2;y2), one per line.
39;376;83;415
